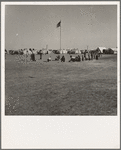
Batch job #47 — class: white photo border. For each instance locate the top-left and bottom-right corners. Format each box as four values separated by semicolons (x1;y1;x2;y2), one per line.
1;1;120;149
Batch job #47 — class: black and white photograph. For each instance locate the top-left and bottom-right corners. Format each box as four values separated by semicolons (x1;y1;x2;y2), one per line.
4;4;118;115
1;1;120;149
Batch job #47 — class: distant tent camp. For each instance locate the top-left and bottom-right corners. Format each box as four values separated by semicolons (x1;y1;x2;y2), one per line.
23;48;32;55
69;48;81;54
60;49;67;54
111;48;117;54
96;47;106;53
75;49;81;54
103;48;114;54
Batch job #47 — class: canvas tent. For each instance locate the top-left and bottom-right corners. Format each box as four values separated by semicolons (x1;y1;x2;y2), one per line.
97;47;106;53
23;49;32;55
60;49;67;54
111;48;117;54
75;49;81;54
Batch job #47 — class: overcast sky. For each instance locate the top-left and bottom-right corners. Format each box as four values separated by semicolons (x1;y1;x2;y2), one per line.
5;5;117;50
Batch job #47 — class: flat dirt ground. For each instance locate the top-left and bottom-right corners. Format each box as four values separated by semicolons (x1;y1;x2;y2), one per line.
5;54;117;115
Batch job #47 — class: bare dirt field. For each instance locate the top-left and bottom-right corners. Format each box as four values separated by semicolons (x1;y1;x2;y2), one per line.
5;54;117;115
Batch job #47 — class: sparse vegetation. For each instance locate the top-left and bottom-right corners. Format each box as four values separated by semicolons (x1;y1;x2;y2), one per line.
5;54;117;115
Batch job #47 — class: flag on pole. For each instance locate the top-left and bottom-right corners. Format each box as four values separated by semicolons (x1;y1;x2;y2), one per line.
56;21;61;28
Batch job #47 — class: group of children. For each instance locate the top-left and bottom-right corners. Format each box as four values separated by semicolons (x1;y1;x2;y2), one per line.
46;54;99;63
47;55;65;62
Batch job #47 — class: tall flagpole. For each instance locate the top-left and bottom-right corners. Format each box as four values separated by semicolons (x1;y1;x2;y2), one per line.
60;20;61;50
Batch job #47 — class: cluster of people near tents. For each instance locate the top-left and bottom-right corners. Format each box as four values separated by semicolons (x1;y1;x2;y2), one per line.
38;49;101;62
5;48;102;62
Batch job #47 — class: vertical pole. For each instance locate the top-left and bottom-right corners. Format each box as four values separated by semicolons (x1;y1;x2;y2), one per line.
60;20;61;50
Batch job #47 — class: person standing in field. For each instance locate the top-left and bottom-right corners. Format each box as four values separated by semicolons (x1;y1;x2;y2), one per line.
91;52;93;60
84;50;88;60
84;51;86;60
88;52;91;60
40;50;42;59
33;49;36;61
96;54;98;60
61;55;65;62
86;52;89;60
77;55;81;62
80;53;82;61
82;54;84;61
30;49;36;61
93;52;95;59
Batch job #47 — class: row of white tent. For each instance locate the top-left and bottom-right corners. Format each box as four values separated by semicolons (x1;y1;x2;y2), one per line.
13;48;81;54
7;47;117;55
42;47;117;54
